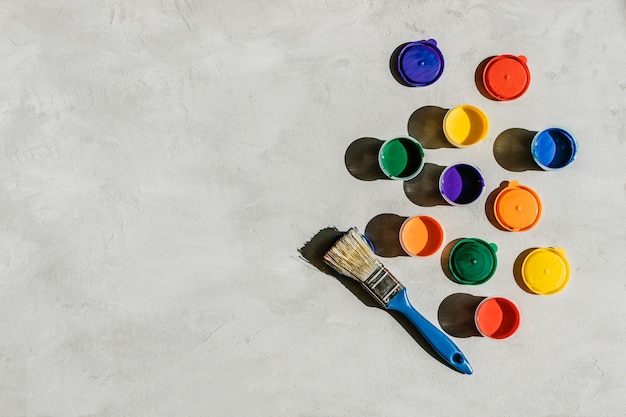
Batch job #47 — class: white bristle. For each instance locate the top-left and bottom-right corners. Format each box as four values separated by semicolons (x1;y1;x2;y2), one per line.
323;228;381;282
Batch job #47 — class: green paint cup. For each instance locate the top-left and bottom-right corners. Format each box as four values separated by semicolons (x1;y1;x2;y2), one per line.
378;136;425;180
449;238;498;285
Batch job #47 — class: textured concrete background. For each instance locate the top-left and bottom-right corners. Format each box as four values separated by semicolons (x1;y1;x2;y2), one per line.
1;0;625;415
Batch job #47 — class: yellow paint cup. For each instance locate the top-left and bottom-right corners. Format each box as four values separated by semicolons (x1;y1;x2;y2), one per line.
443;104;489;147
521;248;570;295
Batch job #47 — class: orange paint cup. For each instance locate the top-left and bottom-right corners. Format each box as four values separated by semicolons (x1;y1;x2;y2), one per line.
399;215;444;257
493;181;542;232
474;297;520;339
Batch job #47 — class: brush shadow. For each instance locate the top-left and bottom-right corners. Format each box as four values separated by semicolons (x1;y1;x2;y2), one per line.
438;293;484;338
513;248;538;294
484;181;511;232
364;214;408;257
475;56;496;101
403;163;448;206
345;137;388;181
440;238;464;283
493;128;542;172
407;106;452;149
298;227;378;308
389;42;412;87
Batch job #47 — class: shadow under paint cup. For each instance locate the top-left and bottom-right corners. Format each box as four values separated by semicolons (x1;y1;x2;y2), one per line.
378;136;425;180
443;105;489;147
474;296;520;339
399;215;444;257
439;163;485;205
531;127;577;170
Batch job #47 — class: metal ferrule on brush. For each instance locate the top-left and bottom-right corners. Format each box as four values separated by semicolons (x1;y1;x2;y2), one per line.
362;266;404;307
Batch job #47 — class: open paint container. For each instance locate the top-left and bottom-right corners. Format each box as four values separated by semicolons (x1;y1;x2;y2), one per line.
443;105;490;147
531;127;577;170
439;163;485;205
399;215;444;257
378;136;425;180
474;297;520;339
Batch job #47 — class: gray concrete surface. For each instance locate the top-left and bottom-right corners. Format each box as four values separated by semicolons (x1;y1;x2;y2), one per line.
1;0;625;415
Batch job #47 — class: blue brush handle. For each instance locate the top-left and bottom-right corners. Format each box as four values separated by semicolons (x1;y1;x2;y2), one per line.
386;288;473;374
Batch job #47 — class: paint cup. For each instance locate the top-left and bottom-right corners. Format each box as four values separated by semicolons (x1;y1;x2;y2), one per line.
397;39;444;87
493;181;542;232
531;127;577;170
482;55;530;101
449;239;498;285
442;105;489;147
474;297;520;339
439;163;485;205
521;248;570;295
378;136;425;180
399;215;444;257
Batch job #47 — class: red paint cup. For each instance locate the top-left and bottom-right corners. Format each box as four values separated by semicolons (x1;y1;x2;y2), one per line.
482;55;530;101
474;297;520;339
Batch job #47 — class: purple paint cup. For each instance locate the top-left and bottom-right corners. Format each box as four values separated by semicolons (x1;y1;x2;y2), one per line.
439;163;485;206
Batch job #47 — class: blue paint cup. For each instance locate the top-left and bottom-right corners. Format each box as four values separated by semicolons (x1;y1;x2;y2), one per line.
531;127;577;170
397;39;444;87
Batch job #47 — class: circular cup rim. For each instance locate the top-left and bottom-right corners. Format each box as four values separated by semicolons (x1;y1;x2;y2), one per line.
474;296;521;339
530;126;578;171
493;182;542;232
520;247;571;295
397;40;445;87
442;104;490;148
398;215;444;257
439;162;486;206
377;135;425;180
448;238;498;284
482;54;531;101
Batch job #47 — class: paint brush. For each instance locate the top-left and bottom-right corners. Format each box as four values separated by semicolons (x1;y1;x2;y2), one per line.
323;228;473;374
